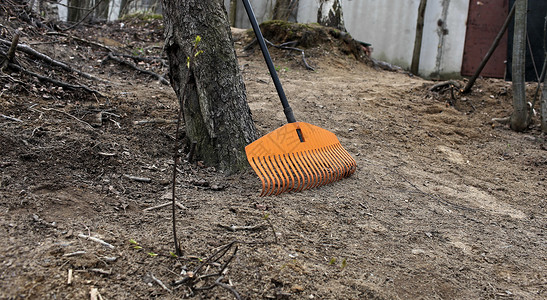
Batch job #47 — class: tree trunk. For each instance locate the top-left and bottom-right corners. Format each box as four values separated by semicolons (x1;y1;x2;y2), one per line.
317;0;346;32
229;0;237;26
162;0;258;174
68;0;91;23
273;0;298;21
510;0;529;132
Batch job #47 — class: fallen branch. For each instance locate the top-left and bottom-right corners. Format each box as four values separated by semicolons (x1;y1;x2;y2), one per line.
106;52;169;85
0;38;104;82
8;63;104;97
78;233;115;249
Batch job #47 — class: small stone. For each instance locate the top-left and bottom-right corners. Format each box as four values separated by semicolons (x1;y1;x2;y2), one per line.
291;284;305;293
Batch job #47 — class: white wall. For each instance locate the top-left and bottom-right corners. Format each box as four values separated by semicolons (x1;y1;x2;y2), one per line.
341;0;422;69
419;0;469;79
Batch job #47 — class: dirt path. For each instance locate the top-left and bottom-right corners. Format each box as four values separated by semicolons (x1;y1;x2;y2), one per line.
1;22;546;299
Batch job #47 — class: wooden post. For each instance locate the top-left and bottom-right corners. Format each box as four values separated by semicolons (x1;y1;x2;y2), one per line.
229;0;237;27
411;0;427;75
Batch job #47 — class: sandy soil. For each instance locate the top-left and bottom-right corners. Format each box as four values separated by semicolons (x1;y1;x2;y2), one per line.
1;16;546;300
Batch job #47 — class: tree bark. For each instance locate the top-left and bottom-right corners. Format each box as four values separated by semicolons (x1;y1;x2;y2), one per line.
410;0;427;75
510;0;529;132
273;0;298;21
317;0;346;31
162;0;258;174
229;0;237;26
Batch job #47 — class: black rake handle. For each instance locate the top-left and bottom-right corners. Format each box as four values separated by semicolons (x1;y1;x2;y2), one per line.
240;0;297;124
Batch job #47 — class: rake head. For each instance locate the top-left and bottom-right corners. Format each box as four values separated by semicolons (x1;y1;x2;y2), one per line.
245;122;356;196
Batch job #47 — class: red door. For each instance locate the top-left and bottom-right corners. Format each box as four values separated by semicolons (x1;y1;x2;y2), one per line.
461;0;509;78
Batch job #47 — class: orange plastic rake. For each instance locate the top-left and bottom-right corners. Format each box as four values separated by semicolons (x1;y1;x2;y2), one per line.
242;0;356;196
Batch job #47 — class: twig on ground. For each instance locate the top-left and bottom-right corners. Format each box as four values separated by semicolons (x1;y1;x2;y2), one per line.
106;52;169;85
88;268;112;275
97;152;116;157
143;201;186;211
67;269;73;285
215;276;241;300
172;241;240;295
63;251;87;257
40;107;95;129
1;32;19;71
78;233;115;249
264;214;278;244
149;273;172;293
429;80;461;92
0;114;23;122
89;287;104;300
133;119;177;125
123;174;152;183
217;224;267;232
263;38;315;71
46;31;115;53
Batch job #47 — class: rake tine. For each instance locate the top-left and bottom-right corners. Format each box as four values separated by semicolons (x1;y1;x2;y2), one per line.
259;156;277;196
254;157;273;197
298;151;317;190
278;154;296;194
341;145;357;174
306;151;325;188
293;153;312;191
288;153;306;192
337;145;357;175
272;155;290;195
269;155;284;196
331;145;354;176
308;148;328;187
314;147;335;185
315;147;337;184
325;145;346;181
263;156;282;196
249;157;267;196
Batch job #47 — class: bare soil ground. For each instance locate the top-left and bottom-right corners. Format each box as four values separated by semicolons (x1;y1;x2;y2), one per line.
1;14;546;300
